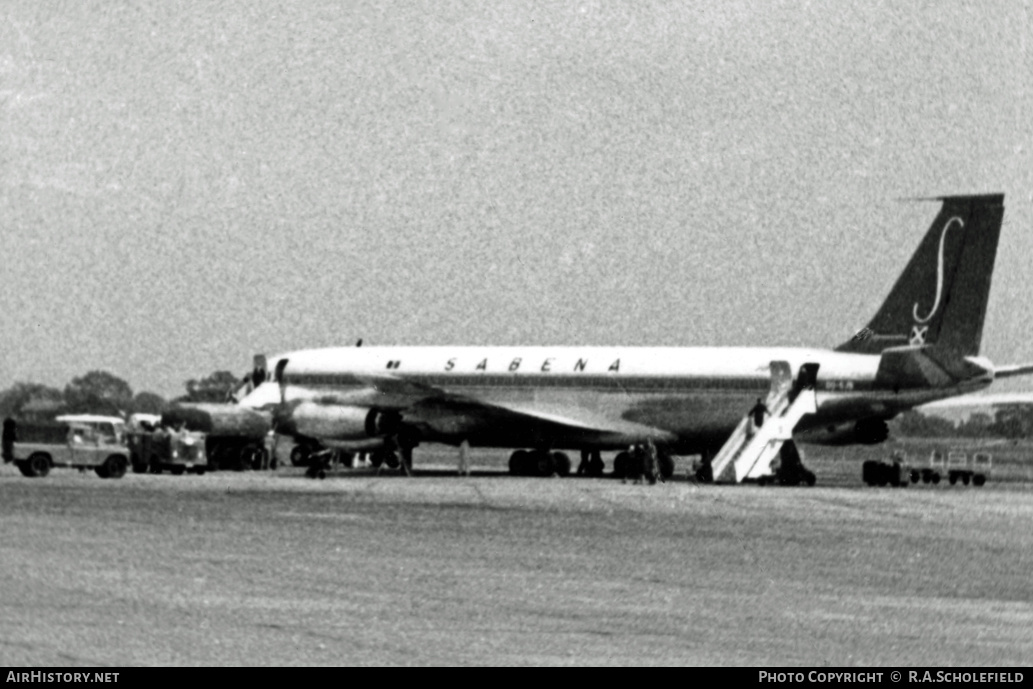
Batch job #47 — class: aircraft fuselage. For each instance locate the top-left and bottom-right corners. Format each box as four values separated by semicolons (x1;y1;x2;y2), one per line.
246;346;992;453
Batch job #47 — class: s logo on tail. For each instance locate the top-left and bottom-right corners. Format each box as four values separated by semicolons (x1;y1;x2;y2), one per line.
835;194;1003;357
912;216;963;324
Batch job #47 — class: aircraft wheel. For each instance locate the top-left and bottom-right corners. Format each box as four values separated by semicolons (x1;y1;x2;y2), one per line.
370;451;384;469
910;470;920;484
384;451;400;469
533;450;554;477
551;452;571;477
317;470;326;480
508;450;528;476
931;473;941;485
170;466;186;476
973;474;986;487
949;473;958;485
961;474;970;486
194;467;206;476
290;445;309;467
28;453;50;478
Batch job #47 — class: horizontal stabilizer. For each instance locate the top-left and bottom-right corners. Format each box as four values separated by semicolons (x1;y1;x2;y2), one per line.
994;363;1033;379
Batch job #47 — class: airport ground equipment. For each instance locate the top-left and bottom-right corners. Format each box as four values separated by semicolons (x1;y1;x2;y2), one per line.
160;406;273;471
708;361;819;485
304;448;362;479
127;429;209;475
944;450;991;486
904;449;991;486
7;418;130;479
507;449;572;477
914;449;946;484
862;449;910;487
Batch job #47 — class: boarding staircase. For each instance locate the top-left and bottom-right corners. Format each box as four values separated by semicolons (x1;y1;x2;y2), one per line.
710;361;819;483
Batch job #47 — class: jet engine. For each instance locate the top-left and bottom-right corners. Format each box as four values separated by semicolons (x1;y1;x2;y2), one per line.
277;402;400;440
804;417;891;446
853;417;890;444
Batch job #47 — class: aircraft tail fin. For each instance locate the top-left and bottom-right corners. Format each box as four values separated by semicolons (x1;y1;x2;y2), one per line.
836;194;1004;357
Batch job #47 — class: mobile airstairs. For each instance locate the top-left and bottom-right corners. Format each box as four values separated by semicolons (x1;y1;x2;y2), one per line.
709;361;819;485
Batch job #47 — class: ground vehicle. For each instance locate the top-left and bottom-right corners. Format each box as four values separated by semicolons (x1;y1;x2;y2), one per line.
6;418;131;478
946;450;992;486
160;406;273;471
901;449;992;486
862;449;909;487
910;450;946;484
55;414;127;444
127;429;209;475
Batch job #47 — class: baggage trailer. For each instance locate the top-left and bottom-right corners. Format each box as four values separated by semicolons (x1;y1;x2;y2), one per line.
912;449;946;484
902;449;992;486
946;450;992;486
4;417;130;479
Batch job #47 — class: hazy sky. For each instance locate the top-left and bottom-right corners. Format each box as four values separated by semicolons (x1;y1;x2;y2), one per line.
2;0;1031;399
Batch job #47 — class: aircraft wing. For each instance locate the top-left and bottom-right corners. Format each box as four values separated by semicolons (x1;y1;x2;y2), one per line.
290;371;675;446
994;363;1033;379
455;399;678;444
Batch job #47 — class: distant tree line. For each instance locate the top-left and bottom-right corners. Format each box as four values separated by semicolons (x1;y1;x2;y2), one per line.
892;405;1033;439
0;370;243;420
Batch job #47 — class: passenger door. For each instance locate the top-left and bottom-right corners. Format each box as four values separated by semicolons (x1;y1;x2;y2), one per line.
69;424;103;467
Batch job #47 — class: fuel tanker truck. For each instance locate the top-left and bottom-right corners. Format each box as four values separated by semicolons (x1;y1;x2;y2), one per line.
159;403;274;471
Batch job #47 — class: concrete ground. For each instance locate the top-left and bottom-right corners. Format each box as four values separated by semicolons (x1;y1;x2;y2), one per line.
1;445;1031;666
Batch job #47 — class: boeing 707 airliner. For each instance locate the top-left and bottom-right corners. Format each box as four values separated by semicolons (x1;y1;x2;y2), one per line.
224;194;1031;481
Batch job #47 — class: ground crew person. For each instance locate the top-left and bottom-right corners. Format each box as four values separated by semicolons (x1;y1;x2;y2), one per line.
644;439;661;485
2;418;16;463
457;439;470;476
577;449;591;476
749;397;769;434
628;444;646;485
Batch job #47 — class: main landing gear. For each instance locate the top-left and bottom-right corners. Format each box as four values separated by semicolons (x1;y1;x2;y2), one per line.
368;432;415;476
508;449;572;477
611;447;676;481
508;447;676;480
